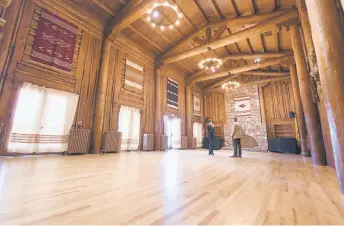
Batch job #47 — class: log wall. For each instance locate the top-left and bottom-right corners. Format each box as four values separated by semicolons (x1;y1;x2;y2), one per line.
0;0;103;153
203;92;226;139
261;81;297;140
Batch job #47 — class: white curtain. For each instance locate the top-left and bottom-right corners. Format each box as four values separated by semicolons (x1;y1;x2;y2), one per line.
8;83;79;153
193;122;203;148
171;118;181;149
163;116;181;149
118;106;141;151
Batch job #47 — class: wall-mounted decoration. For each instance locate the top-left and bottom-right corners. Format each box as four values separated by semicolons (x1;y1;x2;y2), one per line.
193;91;201;116
167;78;178;109
31;10;78;72
122;57;145;94
234;96;251;116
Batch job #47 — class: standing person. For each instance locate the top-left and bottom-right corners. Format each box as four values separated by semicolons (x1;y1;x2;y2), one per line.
231;118;244;158
207;119;215;155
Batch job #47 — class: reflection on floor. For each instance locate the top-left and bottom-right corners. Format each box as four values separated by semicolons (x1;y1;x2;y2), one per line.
0;150;343;225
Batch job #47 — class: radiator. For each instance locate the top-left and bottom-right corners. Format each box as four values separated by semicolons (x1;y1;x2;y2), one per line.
161;135;169;150
102;131;122;153
143;134;154;151
181;136;188;149
0;123;6;150
192;138;197;149
67;129;90;155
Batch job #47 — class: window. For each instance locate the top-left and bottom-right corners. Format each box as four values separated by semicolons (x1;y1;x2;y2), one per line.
118;106;141;151
193;122;203;148
8;83;79;153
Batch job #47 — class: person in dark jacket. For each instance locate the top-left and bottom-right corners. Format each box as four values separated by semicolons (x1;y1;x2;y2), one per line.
207;119;215;155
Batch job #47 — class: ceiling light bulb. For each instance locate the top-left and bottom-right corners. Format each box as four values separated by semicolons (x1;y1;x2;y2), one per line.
211;68;216;72
175;20;180;26
153;10;160;18
147;16;151;21
169;25;174;29
164;1;169;6
160;26;165;31
178;13;183;18
151;23;156;28
153;3;158;7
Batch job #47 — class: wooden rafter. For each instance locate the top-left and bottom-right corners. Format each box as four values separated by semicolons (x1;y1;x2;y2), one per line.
105;0;155;39
161;9;294;58
204;75;291;92
89;0;115;16
160;10;297;64
128;25;164;52
189;54;294;84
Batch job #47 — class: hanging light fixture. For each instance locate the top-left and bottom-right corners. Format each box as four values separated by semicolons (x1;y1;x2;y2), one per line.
221;81;240;91
147;1;183;31
198;58;223;73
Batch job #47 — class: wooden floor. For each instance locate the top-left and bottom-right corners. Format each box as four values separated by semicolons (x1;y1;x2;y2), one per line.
0;150;344;225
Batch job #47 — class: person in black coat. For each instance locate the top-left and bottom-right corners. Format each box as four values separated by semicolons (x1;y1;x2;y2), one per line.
207;119;215;155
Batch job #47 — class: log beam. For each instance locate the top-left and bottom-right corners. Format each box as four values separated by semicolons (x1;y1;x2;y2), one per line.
222;52;292;60
189;55;294;84
289;64;309;156
162;9;295;58
204;75;291;92
305;0;344;193
185;86;193;148
160;10;298;64
92;39;111;154
154;67;163;151
105;0;154;38
290;24;326;165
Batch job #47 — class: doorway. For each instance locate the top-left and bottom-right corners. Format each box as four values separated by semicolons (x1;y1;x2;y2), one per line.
8;83;79;153
163;115;181;149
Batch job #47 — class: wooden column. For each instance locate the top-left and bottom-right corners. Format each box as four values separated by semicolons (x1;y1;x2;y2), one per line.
290;24;326;165
154;67;162;151
305;0;344;193
185;85;193;148
91;39;111;154
298;2;335;166
289;64;309;156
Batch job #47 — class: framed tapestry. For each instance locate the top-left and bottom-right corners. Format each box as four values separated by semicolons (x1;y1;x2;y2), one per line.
193;92;201;116
234;96;251;116
167;78;179;109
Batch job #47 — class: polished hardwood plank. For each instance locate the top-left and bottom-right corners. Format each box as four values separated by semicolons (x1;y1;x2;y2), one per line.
0;150;344;225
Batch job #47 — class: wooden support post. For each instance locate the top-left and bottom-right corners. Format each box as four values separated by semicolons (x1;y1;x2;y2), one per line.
290;24;326;165
305;0;344;193
289;64;309;156
92;39;111;154
154;67;162;151
298;2;335;165
185;85;193;148
258;86;266;123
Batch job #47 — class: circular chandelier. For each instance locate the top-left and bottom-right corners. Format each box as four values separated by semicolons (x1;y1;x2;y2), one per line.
146;1;183;31
222;81;240;90
198;58;223;72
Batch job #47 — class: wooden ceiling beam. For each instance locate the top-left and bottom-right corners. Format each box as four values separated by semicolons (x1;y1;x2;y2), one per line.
222;51;292;60
128;25;164;52
89;0;115;16
187;51;291;80
206;74;241;89
204;75;291;92
105;0;154;39
161;9;295;58
190;54;294;84
241;71;290;76
160;10;298;64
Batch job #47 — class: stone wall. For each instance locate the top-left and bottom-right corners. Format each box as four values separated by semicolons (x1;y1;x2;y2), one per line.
224;84;268;150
